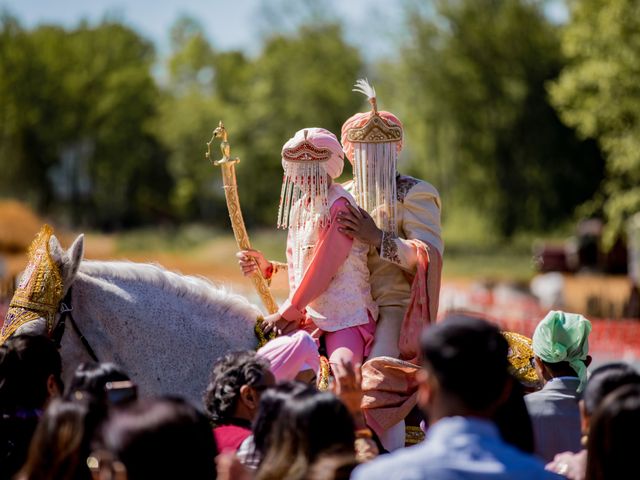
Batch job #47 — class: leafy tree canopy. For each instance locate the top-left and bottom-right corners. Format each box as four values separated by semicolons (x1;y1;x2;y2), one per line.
549;0;640;245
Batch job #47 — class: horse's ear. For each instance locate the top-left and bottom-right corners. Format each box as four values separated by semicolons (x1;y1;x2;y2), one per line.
66;234;84;285
49;235;64;266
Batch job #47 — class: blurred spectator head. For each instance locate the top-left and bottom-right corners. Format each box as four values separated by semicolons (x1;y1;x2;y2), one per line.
252;381;309;460
99;396;217;480
0;334;62;412
493;378;534;453
65;362;130;402
581;363;640;437
532;310;592;391
203;351;273;425
18;396;100;480
305;452;359;480
586;384;640;480
257;387;355;480
418;314;510;419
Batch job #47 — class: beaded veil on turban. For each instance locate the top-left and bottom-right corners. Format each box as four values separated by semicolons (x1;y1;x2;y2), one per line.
277;127;344;230
341;79;403;234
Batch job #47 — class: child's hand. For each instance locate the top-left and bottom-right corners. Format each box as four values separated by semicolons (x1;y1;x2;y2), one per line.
236;249;270;277
260;313;294;336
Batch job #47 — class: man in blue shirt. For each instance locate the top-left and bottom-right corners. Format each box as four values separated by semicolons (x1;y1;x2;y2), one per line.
351;314;562;480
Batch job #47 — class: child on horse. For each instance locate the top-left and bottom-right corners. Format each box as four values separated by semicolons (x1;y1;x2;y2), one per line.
237;128;377;368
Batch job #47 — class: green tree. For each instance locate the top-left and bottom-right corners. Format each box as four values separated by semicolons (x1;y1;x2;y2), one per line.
549;0;640;245
157;18;363;226
156;17;244;221
0;14;60;209
235;23;364;225
0;15;171;228
386;0;604;237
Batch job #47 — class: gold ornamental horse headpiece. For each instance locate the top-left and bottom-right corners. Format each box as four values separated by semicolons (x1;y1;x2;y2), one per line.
1;225;64;344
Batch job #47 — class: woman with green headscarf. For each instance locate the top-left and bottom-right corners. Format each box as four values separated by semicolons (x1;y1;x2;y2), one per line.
525;310;592;463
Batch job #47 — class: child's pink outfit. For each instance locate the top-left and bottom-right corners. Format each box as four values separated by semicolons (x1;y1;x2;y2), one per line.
273;128;377;367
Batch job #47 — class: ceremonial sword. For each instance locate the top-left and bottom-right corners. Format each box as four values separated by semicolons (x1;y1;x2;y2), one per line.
206;121;279;315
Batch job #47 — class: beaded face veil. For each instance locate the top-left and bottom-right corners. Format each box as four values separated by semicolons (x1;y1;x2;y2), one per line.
341;79;403;235
277;128;343;231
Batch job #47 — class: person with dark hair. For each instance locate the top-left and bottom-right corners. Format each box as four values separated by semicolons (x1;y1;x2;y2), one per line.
526;310;593;462
97;396;218;480
0;334;63;479
65;362;131;401
249;381;309;467
493;332;538;453
217;381;311;475
493;377;535;454
203;351;274;453
17;396;101;480
256;387;355;480
352;314;561;479
546;363;640;479
584;384;640;480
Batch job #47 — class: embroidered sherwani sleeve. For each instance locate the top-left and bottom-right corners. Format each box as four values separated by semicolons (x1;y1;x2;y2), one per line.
379;182;443;274
279;198;354;322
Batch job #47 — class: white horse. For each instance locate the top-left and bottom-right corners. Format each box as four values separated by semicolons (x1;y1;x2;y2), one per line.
15;234;259;406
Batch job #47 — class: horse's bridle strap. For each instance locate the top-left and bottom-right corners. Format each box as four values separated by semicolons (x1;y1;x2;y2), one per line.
52;288;99;363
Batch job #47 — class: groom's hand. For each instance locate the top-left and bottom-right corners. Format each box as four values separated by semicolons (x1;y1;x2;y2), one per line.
337;204;383;248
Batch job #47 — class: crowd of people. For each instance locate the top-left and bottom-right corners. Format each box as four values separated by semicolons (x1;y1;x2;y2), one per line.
0;310;639;479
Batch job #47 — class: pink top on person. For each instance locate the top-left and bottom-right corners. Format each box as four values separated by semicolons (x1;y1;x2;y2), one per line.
278;185;377;333
213;423;252;453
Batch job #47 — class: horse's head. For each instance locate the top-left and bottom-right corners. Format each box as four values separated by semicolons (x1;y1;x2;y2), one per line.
2;228;84;340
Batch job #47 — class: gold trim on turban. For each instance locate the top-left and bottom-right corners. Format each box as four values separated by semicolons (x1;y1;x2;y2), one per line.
282;134;332;162
345;114;403;144
2;225;64;344
503;331;541;389
342;79;403;234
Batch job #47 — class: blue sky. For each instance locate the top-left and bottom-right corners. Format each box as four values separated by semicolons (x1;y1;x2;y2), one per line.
0;0;407;58
1;0;569;59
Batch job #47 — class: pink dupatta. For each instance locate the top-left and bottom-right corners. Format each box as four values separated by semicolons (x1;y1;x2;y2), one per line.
362;240;442;437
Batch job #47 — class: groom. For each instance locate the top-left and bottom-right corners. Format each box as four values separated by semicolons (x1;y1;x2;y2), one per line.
337;79;443;451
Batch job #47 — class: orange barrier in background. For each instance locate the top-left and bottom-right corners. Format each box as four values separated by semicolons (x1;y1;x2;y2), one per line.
482;313;640;362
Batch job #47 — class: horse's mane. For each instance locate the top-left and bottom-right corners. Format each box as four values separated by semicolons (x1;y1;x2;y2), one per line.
78;260;261;319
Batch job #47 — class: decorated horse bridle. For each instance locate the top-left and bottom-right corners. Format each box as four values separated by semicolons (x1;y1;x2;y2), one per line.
51;287;99;362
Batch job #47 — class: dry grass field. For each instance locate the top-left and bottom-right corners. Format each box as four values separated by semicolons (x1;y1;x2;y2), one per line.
0;201;634;319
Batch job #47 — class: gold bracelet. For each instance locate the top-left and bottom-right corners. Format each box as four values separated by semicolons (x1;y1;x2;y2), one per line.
355;428;373;439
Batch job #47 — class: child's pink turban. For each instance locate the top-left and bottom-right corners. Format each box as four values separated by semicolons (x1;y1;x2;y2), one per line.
257;330;320;382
